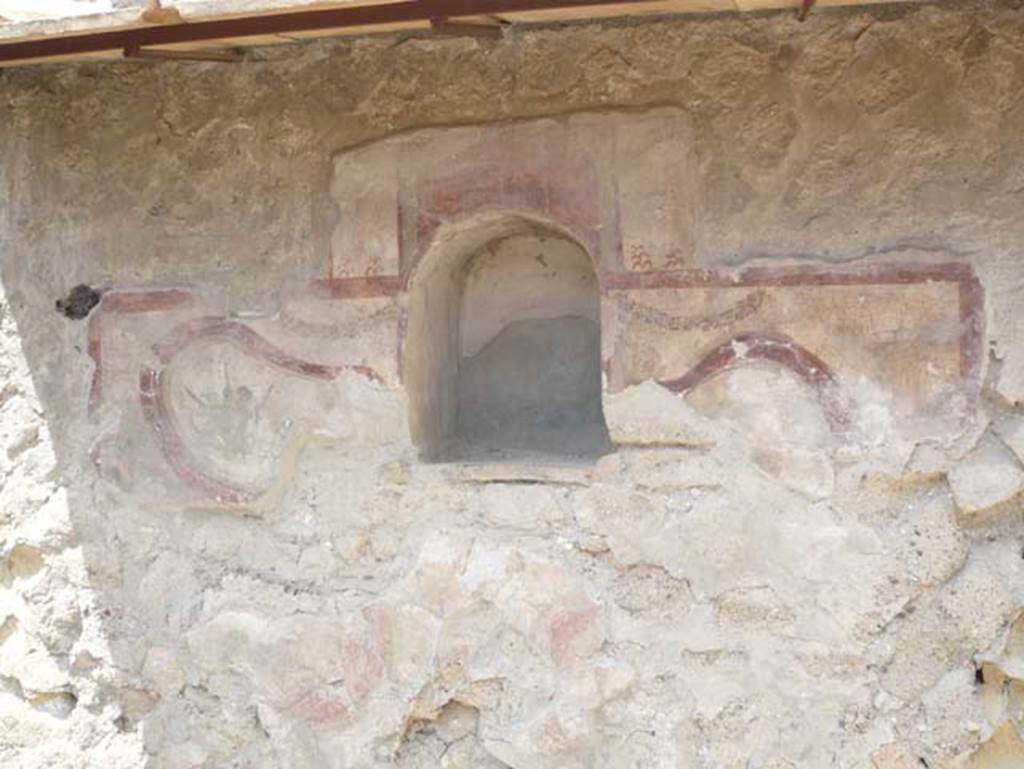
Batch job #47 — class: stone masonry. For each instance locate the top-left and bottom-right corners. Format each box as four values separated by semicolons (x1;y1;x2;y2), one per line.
2;2;1024;767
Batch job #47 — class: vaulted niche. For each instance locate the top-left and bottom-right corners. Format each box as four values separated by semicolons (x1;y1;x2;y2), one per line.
405;217;612;462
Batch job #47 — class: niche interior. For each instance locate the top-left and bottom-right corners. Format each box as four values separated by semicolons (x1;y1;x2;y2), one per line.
405;217;612;462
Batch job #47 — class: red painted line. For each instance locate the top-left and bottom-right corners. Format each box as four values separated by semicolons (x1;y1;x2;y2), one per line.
86;312;104;415
87;289;194;415
101;289;193;313
601;262;973;291
658;332;850;430
153;317;346;380
608;260;983;407
311;275;402;299
139;366;258;504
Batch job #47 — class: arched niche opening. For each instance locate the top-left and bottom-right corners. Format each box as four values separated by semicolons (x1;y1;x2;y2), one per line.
405;215;612;462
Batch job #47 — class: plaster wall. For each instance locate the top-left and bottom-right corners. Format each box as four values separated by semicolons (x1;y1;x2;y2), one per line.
2;2;1024;768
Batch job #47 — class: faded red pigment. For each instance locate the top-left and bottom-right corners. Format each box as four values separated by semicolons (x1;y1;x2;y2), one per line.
83;143;982;503
85;255;981;504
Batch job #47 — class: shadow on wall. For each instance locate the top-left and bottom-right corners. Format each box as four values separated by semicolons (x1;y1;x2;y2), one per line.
403;214;613;463
0;275;151;764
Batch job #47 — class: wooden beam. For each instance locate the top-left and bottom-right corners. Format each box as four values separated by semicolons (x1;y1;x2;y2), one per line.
0;0;657;63
0;0;925;66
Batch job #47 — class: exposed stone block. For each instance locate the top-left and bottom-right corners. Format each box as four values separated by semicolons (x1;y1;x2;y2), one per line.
948;434;1024;518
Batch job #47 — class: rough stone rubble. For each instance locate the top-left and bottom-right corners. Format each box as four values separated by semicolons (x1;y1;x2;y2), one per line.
1;1;1024;768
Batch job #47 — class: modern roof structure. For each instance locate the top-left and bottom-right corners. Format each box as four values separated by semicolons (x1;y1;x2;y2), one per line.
0;0;918;67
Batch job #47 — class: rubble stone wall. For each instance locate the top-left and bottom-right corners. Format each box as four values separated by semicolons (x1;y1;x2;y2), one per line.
2;2;1024;767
